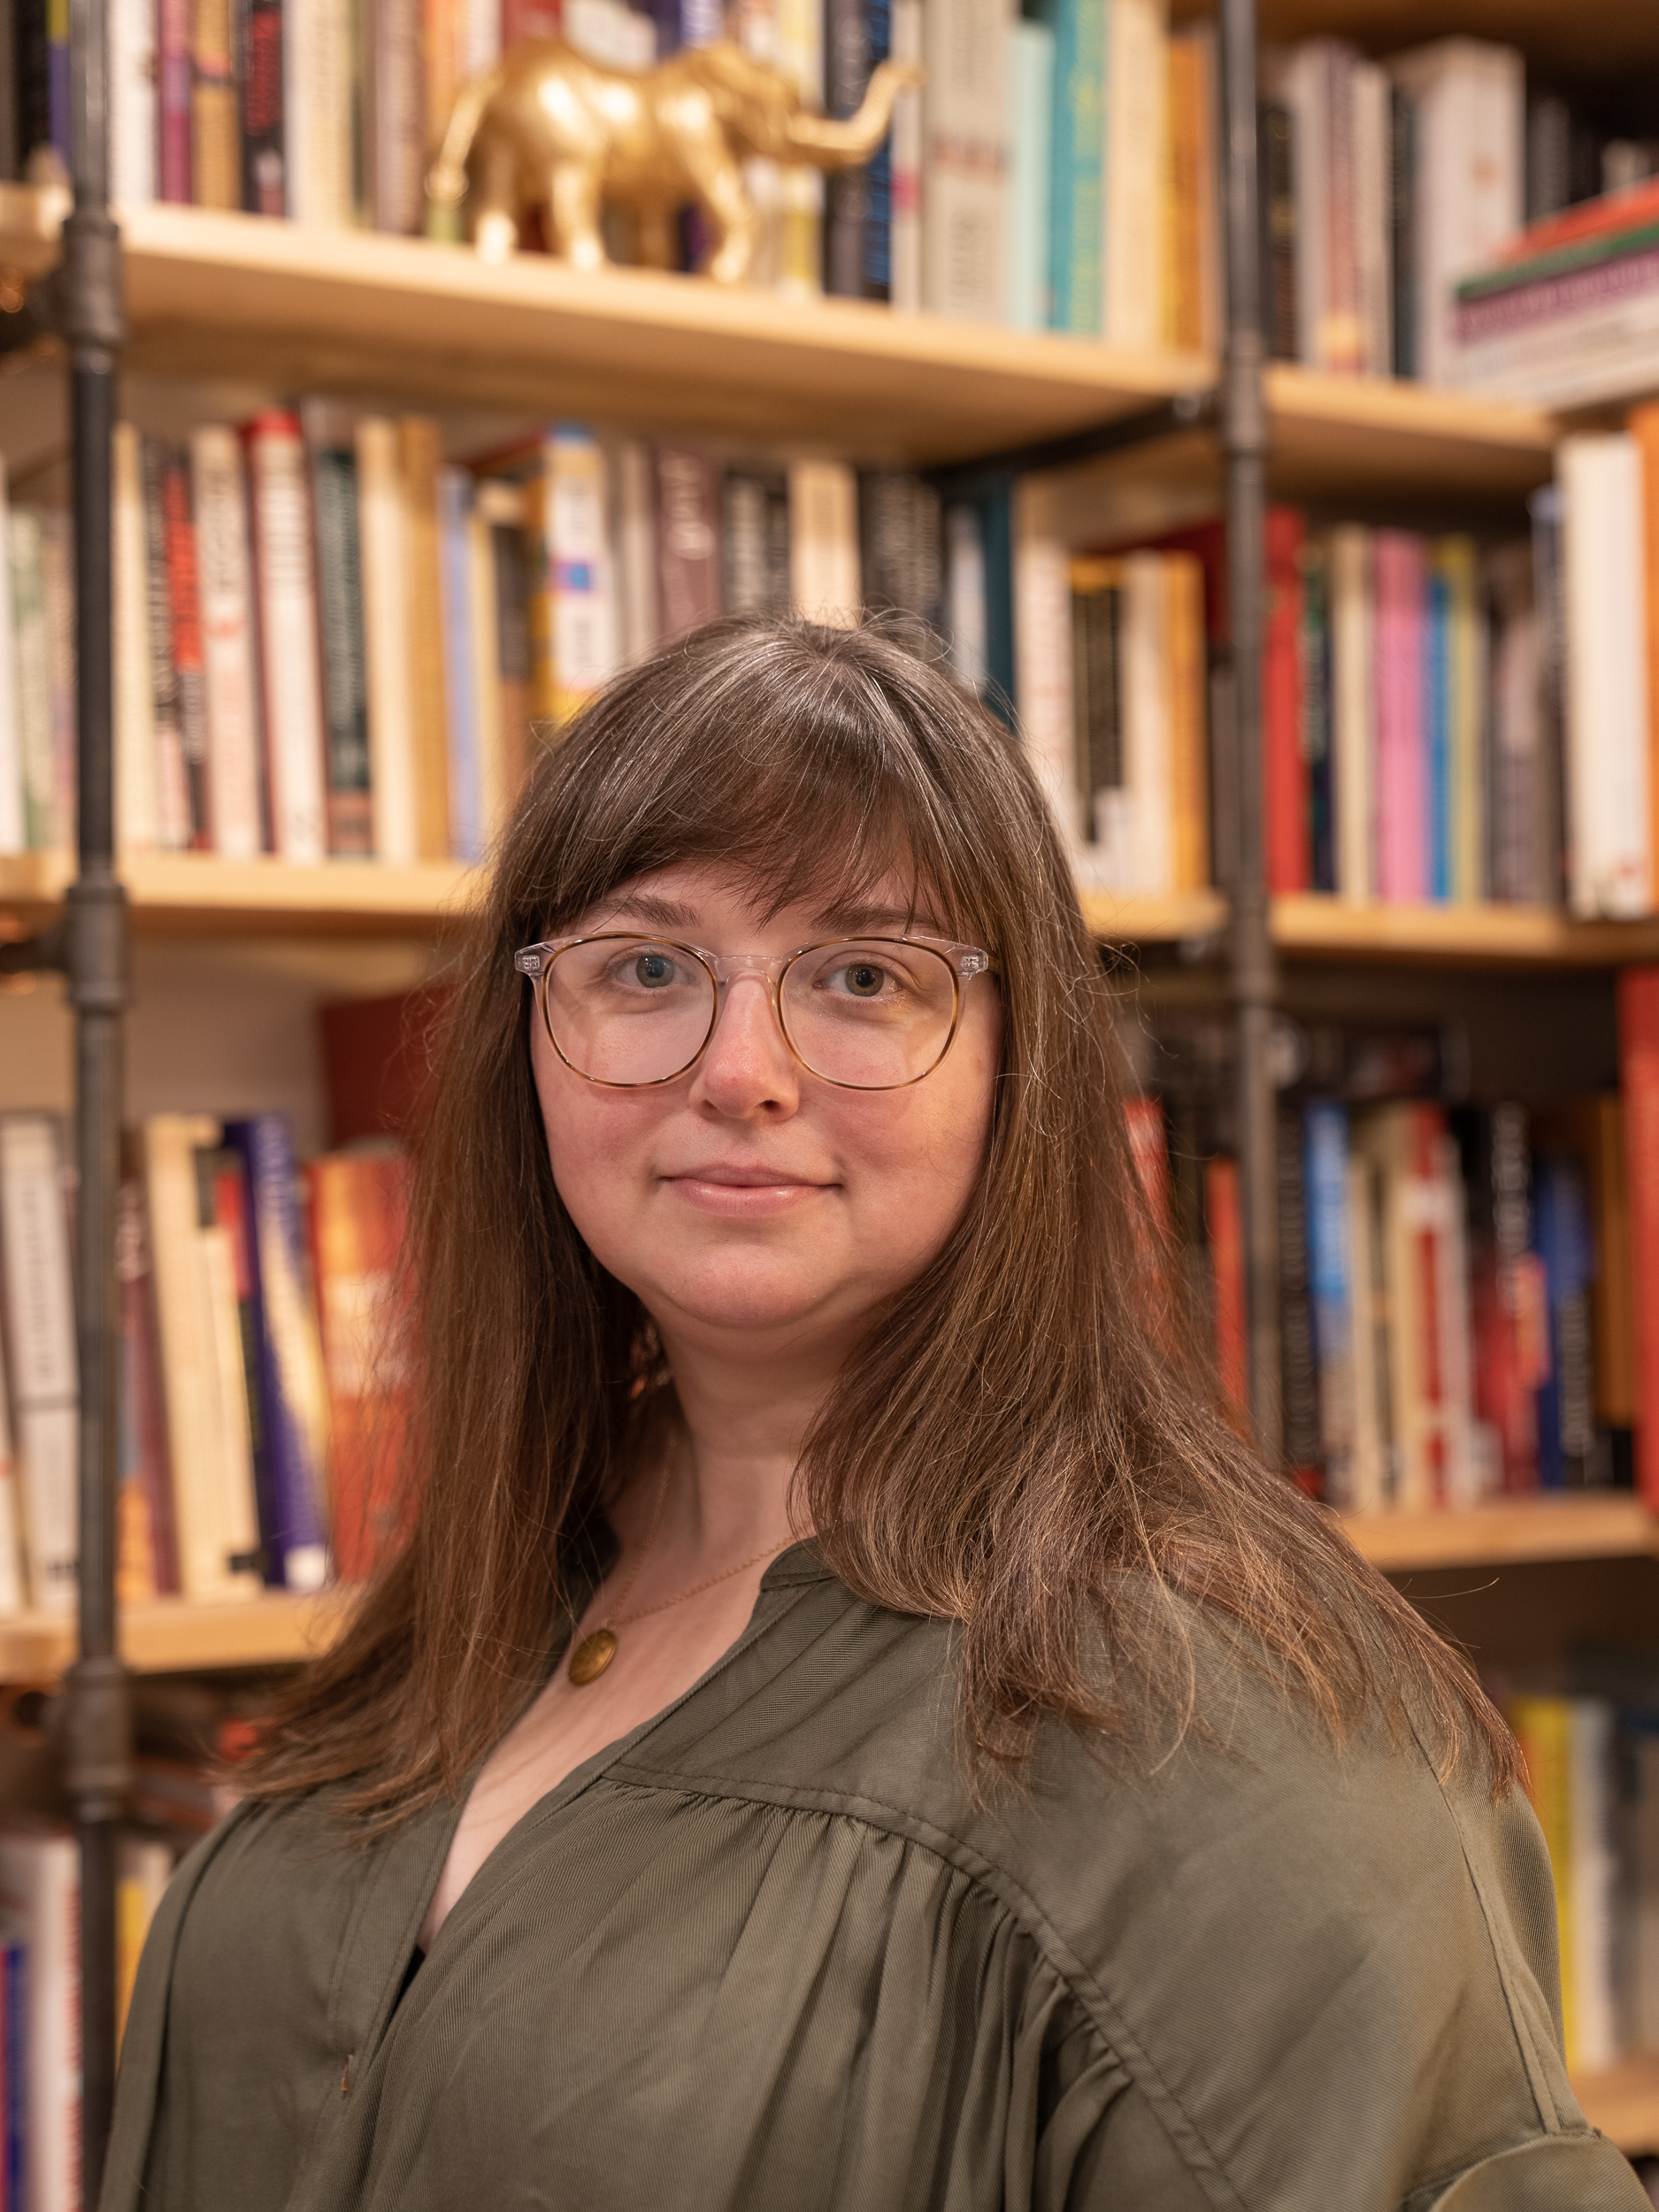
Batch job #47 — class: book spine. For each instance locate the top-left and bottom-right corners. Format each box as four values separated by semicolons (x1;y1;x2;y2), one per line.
1121;551;1171;895
1560;434;1652;918
157;0;194;199
1102;0;1165;349
116;1179;181;1597
191;0;242;208
311;444;374;856
397;416;453;856
1069;559;1119;859
546;425;615;721
465;495;506;849
1301;534;1333;894
1374;529;1426;903
224;1117;331;1592
114;1184;163;1605
1532;1154;1596;1490
1623;967;1659;1511
438;466;483;863
1323;43;1360;374
110;0;158;205
1425;557;1450;899
1204;1156;1248;1423
245;411;328;863
1509;1696;1578;2066
306;1151;411;1581
159;444;212;848
0;465;22;856
0;1833;80;2212
1277;1105;1321;1490
1352;58;1390;377
353;418;419;863
859;0;892;300
286;0;354;224
856;470;941;627
0;0;20;178
1441;533;1482;902
1258;101;1298;360
887;0;922;311
140;438;192;850
190;424;266;859
1388;84;1415;378
1632;404;1659;910
14;0;51;172
787;459;860;629
723;469;788;622
111;426;158;856
368;0;425;232
920;0;1009;321
1004;17;1053;332
774;0;824;297
37;512;75;851
1302;1102;1356;1506
0;1117;80;1613
0;1275;28;1616
490;507;534;810
5;510;55;852
1263;505;1307;895
238;0;286;212
1568;1700;1620;2070
1163;30;1204;350
945;502;987;693
823;0;871;298
654;442;721;645
3;1929;23;2211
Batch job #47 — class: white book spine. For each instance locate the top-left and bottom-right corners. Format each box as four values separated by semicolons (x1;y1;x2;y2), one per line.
198;1222;263;1574
1131;552;1173;894
190;426;265;860
111;426;158;856
1329;525;1373;902
920;0;1010;321
888;0;924;312
945;503;987;692
7;510;54;854
1561;434;1652;918
1103;0;1168;349
0;1831;80;2212
614;440;660;664
354;419;419;864
0;462;23;856
0;1118;79;1616
550;428;618;698
787;461;860;628
110;0;157;208
285;0;355;225
248;423;328;864
1012;476;1074;849
1353;60;1391;377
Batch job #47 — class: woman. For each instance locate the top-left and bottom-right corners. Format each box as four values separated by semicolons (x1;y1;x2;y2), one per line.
106;620;1640;2211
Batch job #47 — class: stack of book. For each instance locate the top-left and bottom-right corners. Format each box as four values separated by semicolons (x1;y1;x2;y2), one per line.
0;424;951;867
0;1107;411;1613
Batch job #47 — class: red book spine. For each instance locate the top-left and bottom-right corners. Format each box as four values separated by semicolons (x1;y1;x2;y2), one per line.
501;0;559;36
157;0;193;201
1621;968;1659;1509
307;1152;411;1583
1263;506;1309;895
160;449;213;849
1205;1156;1248;1425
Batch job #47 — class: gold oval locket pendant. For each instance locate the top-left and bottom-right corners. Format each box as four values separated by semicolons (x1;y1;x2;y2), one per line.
567;1628;618;1686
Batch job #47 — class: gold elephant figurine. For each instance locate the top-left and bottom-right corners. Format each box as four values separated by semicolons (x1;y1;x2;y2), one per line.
426;38;921;285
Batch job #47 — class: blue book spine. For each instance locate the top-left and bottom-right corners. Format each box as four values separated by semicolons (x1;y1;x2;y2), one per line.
1047;0;1106;333
1302;1102;1353;1501
864;0;893;298
223;1116;331;1589
1425;567;1450;901
4;1932;26;2211
439;469;483;864
981;479;1016;727
1007;20;1056;330
1532;1156;1593;1491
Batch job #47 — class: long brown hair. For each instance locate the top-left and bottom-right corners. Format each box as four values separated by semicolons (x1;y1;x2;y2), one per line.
249;617;1519;1824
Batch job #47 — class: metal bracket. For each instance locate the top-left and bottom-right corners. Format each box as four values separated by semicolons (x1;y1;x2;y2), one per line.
59;1656;135;1824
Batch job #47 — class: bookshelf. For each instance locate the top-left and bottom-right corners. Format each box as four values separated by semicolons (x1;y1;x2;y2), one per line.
0;1592;346;1684
1344;1496;1659;1573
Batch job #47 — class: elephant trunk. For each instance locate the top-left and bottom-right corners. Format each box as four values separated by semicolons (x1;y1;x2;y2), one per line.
426;63;506;205
784;58;922;168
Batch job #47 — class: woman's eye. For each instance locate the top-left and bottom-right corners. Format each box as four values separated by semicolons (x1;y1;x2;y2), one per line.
837;963;888;998
633;953;676;987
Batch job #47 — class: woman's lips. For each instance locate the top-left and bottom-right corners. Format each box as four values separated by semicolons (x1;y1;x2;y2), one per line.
662;1166;833;1217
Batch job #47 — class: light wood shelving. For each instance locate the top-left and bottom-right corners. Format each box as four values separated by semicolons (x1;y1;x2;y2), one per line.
1343;1494;1659;1574
0;1589;348;1683
1574;2060;1659;2158
1271;894;1659;968
0;194;1559;489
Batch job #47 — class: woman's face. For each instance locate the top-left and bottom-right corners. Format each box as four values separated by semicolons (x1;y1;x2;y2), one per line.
531;860;1002;1362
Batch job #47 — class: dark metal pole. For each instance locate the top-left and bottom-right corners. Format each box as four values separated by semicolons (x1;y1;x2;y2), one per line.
62;0;134;2191
1218;0;1281;1455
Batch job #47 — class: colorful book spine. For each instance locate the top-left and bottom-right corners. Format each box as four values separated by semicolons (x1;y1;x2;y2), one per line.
1302;1101;1356;1507
0;1828;79;2212
1102;0;1165;349
111;0;158;206
1263;506;1307;895
116;1179;180;1601
1204;1156;1248;1424
37;511;75;854
367;0;425;233
244;411;328;862
399;415;454;859
311;442;374;856
159;443;213;849
920;0;1010;320
823;0;872;298
190;425;265;859
0;1116;79;1614
887;0;922;311
112;426;159;856
224;1116;332;1593
788;460;861;630
1005;17;1054;332
1373;529;1425;903
238;0;286;212
1277;1106;1321;1490
7;510;54;852
190;0;242;208
547;426;616;721
158;0;193;200
1425;551;1450;899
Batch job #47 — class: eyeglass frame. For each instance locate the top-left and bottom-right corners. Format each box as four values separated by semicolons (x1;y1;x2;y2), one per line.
512;931;995;1093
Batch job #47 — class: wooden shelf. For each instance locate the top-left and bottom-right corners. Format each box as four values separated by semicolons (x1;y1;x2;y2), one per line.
0;1590;348;1683
1077;888;1229;943
0;196;1564;488
1272;895;1659;968
1344;1494;1658;1573
0;851;477;935
1574;2056;1659;2158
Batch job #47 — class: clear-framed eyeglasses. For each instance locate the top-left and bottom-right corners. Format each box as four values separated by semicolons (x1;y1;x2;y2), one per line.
512;932;995;1092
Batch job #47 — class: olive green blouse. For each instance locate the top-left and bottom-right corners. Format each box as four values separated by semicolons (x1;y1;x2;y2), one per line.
104;1544;1645;2212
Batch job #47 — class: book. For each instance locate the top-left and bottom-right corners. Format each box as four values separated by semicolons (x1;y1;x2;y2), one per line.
1387;37;1524;390
1373;530;1425;904
823;0;872;297
1263;41;1343;373
236;0;284;212
0;1910;23;2208
116;1179;180;1601
655;445;721;643
138;442;191;851
1624;966;1659;1512
1263;506;1307;895
1352;59;1390;378
788;460;860;628
244;411;328;863
110;0;157;206
1258;100;1298;361
1302;1102;1356;1506
111;426;158;856
463;485;507;851
545;426;616;722
477;480;534;809
0;1826;78;2212
6;509;54;852
354;417;419;864
1277;1107;1320;1492
189;426;265;859
1389;86;1416;378
158;0;193;200
116;1832;174;2045
1535;1097;1638;1436
365;0;425;233
223;1117;332;1593
887;0;922;311
307;1148;411;1581
1345;1149;1392;1509
1004;16;1053;333
1301;534;1333;894
1483;538;1548;905
1102;0;1165;350
945;503;987;693
1634;403;1659;903
1460;1103;1543;1495
1164;25;1217;352
774;0;824;298
311;436;374;857
0;1117;78;1615
285;0;353;223
1559;433;1651;919
1510;1696;1621;2073
1204;1156;1248;1424
1532;1153;1597;1490
0;463;24;856
398;415;454;859
920;0;1010;320
858;470;941;628
723;468;791;623
191;0;241;207
141;1114;265;1602
0;1315;27;1617
439;466;484;863
35;509;74;853
607;441;659;665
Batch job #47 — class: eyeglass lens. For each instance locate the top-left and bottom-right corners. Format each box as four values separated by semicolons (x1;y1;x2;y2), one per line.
541;939;960;1088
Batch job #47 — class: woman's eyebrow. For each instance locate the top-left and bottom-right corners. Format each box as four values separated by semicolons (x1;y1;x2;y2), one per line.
814;903;943;936
588;894;701;931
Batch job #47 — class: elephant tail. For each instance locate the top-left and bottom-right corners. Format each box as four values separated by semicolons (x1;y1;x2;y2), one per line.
426;64;507;205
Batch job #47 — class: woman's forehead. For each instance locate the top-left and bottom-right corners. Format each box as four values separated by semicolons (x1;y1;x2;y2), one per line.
572;857;956;941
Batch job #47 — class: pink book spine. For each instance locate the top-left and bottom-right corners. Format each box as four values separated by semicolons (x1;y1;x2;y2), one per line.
1374;530;1426;902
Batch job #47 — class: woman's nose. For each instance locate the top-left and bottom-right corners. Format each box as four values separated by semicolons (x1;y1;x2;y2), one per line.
688;974;801;1118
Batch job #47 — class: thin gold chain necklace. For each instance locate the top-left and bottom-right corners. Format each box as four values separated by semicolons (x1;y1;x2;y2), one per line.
565;1444;794;1687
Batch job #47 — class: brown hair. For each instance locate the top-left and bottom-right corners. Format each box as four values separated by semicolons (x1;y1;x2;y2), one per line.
249;617;1520;1824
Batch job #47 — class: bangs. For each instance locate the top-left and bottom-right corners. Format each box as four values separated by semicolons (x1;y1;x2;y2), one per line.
514;622;1002;950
